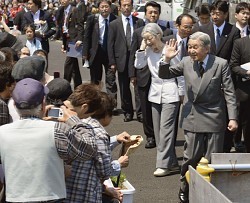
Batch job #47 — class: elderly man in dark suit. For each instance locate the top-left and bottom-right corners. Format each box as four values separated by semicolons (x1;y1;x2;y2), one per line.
83;0;117;109
128;1;172;148
159;31;238;203
22;0;56;54
194;0;240;153
108;0;144;122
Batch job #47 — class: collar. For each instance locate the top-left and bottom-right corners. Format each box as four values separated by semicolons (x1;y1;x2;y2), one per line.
99;14;110;23
20;115;41;120
176;32;187;45
64;4;71;13
0;96;9;104
31;9;40;16
236;22;248;33
122;14;132;23
199;54;209;68
214;21;226;35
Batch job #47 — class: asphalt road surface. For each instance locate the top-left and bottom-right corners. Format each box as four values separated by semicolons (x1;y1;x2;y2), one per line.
48;39;185;203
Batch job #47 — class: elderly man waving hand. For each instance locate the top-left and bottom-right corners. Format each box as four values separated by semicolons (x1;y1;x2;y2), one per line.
158;31;238;203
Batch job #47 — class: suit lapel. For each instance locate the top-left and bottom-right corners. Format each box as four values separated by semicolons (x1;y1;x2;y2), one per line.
207;24;216;54
39;10;44;20
109;13;116;23
117;17;126;43
195;55;217;100
28;12;33;22
216;22;232;54
247;26;250;36
66;6;74;28
94;15;99;38
132;16;138;30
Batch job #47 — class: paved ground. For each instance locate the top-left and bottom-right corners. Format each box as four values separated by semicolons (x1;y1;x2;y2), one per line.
48;40;185;203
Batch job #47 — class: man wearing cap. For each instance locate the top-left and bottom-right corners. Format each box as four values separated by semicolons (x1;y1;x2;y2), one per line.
46;78;73;107
0;78;98;203
8;55;46;121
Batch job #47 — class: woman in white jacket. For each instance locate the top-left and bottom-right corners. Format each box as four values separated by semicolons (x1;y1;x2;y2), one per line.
134;23;183;177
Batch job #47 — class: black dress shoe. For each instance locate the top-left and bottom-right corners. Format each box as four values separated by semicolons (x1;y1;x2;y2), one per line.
124;114;133;122
234;142;246;152
145;139;156;149
137;115;143;123
178;188;189;203
112;108;119;116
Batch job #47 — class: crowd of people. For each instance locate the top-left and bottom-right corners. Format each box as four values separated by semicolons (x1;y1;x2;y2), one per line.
0;0;250;202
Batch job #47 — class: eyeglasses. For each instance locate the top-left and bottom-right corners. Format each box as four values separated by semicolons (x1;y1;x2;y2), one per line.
181;25;193;30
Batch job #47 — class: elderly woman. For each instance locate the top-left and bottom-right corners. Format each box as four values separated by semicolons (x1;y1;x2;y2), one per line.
134;23;181;177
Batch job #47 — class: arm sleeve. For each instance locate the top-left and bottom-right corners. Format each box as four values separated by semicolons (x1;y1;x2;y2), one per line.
134;50;147;69
221;62;238;120
54;116;97;163
94;132;111;181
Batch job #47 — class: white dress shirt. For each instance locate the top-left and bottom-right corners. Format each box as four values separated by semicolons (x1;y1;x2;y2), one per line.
121;14;133;40
98;14;110;45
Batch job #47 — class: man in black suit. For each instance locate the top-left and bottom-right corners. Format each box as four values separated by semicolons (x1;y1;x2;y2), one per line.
82;0;117;108
13;0;28;31
108;0;144;122
196;0;240;152
230;2;250;152
230;36;250;153
128;1;172;148
57;0;87;89
22;0;56;54
197;0;240;62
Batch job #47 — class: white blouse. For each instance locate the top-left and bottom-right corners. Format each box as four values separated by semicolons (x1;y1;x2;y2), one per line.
134;47;185;104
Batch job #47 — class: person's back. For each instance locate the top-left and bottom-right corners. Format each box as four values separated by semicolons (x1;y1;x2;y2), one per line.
0;119;65;202
0;78;97;202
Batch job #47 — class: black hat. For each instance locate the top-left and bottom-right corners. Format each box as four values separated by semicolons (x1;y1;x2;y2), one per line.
0;32;17;48
46;78;72;106
0;32;24;52
12;56;46;81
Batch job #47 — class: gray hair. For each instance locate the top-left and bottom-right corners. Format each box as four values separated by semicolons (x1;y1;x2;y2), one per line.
189;31;211;47
16;104;43;117
141;23;163;38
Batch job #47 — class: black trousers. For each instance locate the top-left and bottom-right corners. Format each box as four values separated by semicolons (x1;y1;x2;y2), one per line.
89;46;117;103
134;84;142;118
235;98;250;152
63;56;82;89
117;69;134;117
137;81;155;140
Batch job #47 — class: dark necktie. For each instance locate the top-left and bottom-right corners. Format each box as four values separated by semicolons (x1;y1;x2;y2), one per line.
199;61;204;77
126;17;131;50
180;40;185;60
103;19;108;52
216;28;221;50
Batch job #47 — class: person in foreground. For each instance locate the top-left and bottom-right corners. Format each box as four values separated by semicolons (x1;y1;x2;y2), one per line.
158;32;238;203
0;78;97;202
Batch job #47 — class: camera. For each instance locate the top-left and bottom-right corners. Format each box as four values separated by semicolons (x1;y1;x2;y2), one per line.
47;107;63;118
